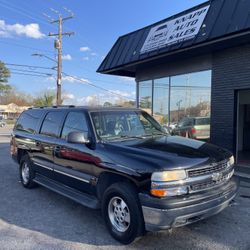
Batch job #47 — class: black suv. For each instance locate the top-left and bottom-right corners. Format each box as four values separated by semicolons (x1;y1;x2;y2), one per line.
11;106;238;244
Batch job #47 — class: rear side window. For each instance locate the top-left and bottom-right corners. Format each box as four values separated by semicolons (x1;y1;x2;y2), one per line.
195;118;210;125
61;112;88;139
179;118;194;127
40;112;64;137
15;110;44;134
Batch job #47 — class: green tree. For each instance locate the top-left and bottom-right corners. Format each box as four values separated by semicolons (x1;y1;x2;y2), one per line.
33;92;55;106
103;101;112;107
0;83;12;96
0;61;10;83
140;96;151;108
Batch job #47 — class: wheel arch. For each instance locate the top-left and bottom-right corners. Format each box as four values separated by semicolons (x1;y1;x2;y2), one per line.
17;148;29;163
96;172;139;200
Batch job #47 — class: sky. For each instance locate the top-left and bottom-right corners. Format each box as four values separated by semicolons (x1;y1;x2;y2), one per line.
0;0;206;105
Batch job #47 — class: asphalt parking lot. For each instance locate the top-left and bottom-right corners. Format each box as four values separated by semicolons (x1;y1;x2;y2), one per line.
0;127;250;250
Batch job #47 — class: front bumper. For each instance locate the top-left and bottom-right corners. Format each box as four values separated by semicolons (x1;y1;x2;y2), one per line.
139;177;239;231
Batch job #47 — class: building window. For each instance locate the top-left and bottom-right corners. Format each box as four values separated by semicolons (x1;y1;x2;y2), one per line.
138;70;211;140
170;71;211;124
138;80;152;113
153;77;169;124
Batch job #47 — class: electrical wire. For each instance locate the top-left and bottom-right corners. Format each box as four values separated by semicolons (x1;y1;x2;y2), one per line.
0;0;108;56
5;63;55;70
62;72;135;101
0;0;53;30
9;68;53;75
0;40;54;54
11;72;54;78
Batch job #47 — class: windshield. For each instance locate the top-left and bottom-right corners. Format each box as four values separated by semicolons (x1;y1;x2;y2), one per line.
90;110;167;141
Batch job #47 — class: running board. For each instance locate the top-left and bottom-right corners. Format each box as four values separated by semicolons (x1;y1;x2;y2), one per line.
34;174;100;209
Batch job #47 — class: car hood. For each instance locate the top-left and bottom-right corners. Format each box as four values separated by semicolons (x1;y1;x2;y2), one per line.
101;135;232;173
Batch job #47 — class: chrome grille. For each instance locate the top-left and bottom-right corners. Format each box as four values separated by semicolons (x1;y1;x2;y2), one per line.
190;170;234;192
188;160;229;177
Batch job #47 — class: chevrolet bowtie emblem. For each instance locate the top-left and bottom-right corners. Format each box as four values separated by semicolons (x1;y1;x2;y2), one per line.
212;172;223;182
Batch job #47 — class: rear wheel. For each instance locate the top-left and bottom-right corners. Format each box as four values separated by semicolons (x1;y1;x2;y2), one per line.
102;182;144;244
19;154;36;188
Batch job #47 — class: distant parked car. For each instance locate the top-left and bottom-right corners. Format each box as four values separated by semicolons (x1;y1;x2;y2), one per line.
173;117;210;140
0;120;6;127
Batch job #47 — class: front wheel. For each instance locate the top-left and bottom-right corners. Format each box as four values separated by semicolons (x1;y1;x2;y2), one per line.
19;154;36;188
102;182;145;244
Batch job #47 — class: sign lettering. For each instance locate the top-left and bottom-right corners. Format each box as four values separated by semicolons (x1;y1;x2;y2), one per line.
140;5;210;54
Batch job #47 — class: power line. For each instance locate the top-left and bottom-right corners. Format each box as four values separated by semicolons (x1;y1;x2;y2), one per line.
0;0;53;30
0;0;108;57
62;72;135;101
9;68;53;76
5;63;55;70
11;72;54;78
0;40;54;54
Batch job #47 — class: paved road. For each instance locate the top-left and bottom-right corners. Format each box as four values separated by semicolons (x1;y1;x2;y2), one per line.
0;136;250;250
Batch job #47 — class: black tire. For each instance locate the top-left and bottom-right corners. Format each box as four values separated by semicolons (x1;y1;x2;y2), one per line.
102;182;145;244
19;154;36;188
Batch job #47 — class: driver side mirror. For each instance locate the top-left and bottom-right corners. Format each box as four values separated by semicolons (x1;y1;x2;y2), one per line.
66;131;90;144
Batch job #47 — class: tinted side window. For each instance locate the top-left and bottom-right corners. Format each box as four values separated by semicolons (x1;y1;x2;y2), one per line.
15;110;44;134
195;118;210;125
179;118;193;127
61;112;88;139
40;112;64;137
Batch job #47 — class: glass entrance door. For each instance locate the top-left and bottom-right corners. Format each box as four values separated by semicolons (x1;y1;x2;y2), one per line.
237;90;250;166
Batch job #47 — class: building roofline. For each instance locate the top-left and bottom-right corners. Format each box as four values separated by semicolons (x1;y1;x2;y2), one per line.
98;28;250;76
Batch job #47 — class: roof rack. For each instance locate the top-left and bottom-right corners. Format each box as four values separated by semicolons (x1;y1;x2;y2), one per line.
28;105;75;109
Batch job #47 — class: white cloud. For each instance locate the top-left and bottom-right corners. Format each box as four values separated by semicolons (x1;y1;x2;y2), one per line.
91;52;97;56
76;90;135;106
82;56;89;61
62;93;75;100
45;76;55;82
119;76;135;83
0;20;45;39
110;90;135;98
46;75;91;84
80;46;91;52
62;75;91;84
47;86;56;90
76;95;96;105
62;54;72;61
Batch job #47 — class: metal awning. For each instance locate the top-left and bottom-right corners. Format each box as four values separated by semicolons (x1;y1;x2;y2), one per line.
97;0;250;77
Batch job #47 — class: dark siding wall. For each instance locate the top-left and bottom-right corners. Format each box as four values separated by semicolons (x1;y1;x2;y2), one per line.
211;44;250;152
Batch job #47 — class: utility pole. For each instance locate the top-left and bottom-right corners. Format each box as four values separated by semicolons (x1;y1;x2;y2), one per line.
44;8;74;105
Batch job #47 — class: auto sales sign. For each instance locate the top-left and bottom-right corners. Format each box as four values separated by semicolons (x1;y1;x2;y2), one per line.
140;5;210;54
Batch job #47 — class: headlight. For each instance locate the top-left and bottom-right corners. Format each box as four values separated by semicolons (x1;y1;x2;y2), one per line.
229;155;235;166
151;170;187;182
150;170;188;197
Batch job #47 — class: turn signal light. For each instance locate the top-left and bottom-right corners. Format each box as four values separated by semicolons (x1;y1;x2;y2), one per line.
150;186;188;198
150;189;168;197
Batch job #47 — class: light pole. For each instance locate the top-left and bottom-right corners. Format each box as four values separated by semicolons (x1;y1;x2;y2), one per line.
176;99;182;122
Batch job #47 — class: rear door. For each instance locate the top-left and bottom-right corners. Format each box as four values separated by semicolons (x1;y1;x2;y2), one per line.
32;111;66;179
194;117;210;139
53;111;97;195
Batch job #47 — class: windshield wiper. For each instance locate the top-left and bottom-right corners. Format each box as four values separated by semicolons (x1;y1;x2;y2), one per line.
144;132;167;137
120;135;145;139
